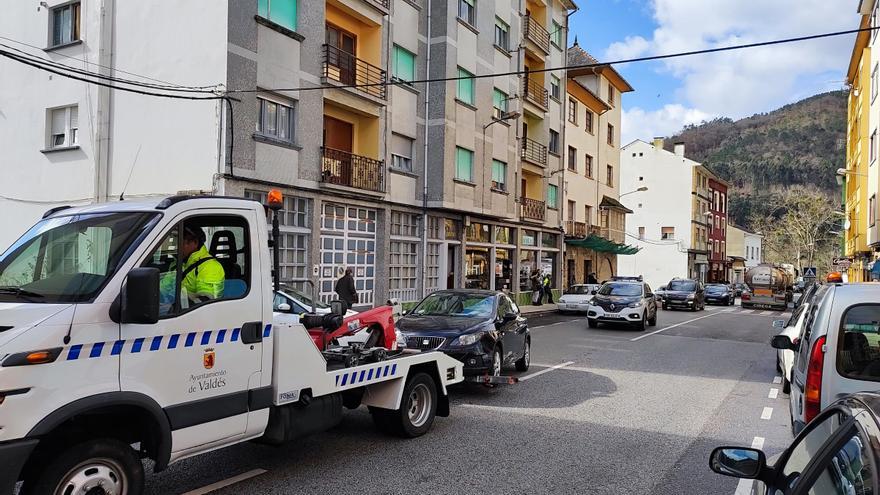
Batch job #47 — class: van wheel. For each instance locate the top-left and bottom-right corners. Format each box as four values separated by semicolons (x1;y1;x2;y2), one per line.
370;372;437;438
515;338;531;371
21;438;144;495
783;376;791;394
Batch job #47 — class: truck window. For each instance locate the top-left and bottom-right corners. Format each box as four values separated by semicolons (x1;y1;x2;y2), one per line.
144;215;250;317
837;304;880;381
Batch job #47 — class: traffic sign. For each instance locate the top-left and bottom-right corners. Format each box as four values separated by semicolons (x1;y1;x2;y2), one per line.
803;267;817;278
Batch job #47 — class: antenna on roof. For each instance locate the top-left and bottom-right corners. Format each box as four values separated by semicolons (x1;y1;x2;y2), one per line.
119;144;142;201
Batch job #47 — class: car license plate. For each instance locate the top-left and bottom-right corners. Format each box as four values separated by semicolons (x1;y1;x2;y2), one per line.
568;304;579;310
605;312;618;317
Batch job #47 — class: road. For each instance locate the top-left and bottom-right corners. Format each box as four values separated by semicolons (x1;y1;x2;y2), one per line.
144;304;794;495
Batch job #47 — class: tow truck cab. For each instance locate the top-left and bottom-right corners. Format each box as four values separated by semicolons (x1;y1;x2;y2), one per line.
0;196;462;495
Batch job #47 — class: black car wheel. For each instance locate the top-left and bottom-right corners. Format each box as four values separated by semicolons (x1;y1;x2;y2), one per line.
662;303;668;310
588;318;598;328
635;312;646;331
648;309;657;326
515;338;530;371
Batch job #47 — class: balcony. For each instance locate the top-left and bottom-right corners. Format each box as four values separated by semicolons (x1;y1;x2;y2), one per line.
521;137;548;168
564;221;588;239
522;77;549;111
521;198;546;222
321;147;385;193
322;44;387;100
523;15;550;55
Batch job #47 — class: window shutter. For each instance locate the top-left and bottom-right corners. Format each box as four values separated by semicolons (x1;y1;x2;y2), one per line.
51;108;66;135
70;106;78;129
392;133;413;158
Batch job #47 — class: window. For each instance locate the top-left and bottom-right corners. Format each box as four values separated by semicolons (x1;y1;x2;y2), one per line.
493;89;508;119
606;164;613;186
608;82;615;106
871;195;877;226
721;193;726;212
458;0;475;26
425;242;441;292
873;64;879;102
48;105;78;149
638;227;645;240
607;123;615;146
567;98;578;124
491;159;507;191
721;240;725;254
391;211;420;237
567;146;577;171
389;241;418;293
455;146;474;182
585;205;592;226
258;0;297;31
457;67;475;105
494;18;509;50
550;75;561;100
567;200;576;221
391;133;414;172
549;129;560;154
145;216;251;317
244;190;310;284
551;20;563;47
548;184;558;208
392;45;416;82
661;227;675;240
256;97;295;143
872;129;878;164
874;1;879;43
585;111;594;133
585;154;593;178
51;2;81;47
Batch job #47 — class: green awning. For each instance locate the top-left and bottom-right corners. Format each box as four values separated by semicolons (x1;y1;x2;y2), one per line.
565;234;641;255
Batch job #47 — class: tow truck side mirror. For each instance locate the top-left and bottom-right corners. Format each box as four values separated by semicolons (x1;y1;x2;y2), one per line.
122;267;160;324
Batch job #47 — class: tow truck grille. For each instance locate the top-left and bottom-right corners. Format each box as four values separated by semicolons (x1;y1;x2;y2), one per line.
406;336;445;351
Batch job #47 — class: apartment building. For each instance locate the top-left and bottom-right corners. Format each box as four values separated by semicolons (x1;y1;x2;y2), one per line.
0;0;577;307
707;177;730;282
726;224;763;283
561;42;635;285
617;139;721;289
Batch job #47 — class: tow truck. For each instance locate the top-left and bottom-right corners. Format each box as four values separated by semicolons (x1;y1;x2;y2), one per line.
0;192;463;494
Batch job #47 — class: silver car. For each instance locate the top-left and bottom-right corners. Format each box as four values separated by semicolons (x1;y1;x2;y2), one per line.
772;283;880;435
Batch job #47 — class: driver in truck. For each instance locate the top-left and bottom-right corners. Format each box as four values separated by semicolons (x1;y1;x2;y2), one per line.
159;225;225;307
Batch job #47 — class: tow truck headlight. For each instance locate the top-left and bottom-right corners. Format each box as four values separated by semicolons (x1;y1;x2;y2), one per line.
453;332;484;346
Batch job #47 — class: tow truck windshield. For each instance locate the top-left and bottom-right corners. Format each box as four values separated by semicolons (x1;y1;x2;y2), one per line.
0;212;157;303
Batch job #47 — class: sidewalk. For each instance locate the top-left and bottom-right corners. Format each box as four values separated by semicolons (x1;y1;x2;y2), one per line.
519;303;559;318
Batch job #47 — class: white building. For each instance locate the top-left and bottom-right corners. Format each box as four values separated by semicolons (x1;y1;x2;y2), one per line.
618;139;716;290
744;230;763;268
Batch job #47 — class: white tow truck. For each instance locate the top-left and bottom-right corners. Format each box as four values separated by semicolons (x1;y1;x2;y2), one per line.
0;194;463;494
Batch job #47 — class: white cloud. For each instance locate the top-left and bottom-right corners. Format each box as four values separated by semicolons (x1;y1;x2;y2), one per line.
622;105;713;144
604;35;651;61
613;0;858;138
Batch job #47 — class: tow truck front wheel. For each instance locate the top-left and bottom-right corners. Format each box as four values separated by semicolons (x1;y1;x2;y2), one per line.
22;438;144;495
370;372;437;438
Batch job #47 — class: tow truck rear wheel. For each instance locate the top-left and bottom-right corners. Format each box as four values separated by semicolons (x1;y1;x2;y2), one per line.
21;438;144;495
370;372;437;438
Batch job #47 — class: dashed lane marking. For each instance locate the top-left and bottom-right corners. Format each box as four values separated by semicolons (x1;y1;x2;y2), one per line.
761;407;773;420
769;388;779;399
734;437;765;495
773;376;782;384
630;312;720;342
182;469;267;495
739;309;754;314
760;310;775;316
518;361;575;381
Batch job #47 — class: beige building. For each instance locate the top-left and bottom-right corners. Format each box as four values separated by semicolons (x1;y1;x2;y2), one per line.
561;42;635;284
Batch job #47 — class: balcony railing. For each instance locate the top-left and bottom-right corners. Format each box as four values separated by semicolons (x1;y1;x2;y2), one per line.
523;14;551;54
521;137;548;167
521;197;546;222
322;44;387;100
366;0;389;9
321;147;385;193
564;221;588;238
522;77;549;110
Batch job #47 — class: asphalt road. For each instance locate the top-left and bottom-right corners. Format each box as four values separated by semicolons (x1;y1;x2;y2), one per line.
143;303;795;495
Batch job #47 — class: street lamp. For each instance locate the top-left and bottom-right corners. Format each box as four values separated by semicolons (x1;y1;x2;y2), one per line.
836;167;868;186
619;186;648;198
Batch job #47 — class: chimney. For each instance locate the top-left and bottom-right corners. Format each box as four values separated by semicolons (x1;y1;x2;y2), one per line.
674;142;685;156
652;137;664;149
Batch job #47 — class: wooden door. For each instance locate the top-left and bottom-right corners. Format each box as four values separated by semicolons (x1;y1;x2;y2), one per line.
323;116;354;185
326;24;357;85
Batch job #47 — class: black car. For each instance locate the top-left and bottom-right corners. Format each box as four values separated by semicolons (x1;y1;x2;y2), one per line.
704;283;735;306
710;392;880;494
396;290;530;377
587;281;658;331
662;278;705;311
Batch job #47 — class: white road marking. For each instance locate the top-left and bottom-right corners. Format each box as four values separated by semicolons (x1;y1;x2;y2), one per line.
781;312;791;318
760;310;774;316
769;388;779;399
722;308;737;313
752;436;765;449
630;313;720;342
734;437;765;495
773;376;782;384
531;319;586;330
761;407;773;420
518;361;575;381
182;469;267;495
740;309;754;314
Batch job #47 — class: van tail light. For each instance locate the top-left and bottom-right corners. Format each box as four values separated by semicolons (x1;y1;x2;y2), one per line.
804;335;826;424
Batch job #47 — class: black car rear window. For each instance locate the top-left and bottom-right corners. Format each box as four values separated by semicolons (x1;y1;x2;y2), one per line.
669;280;696;291
837;304;880;381
705;285;727;293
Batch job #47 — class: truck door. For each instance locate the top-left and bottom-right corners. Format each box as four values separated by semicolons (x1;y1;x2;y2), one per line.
120;211;265;453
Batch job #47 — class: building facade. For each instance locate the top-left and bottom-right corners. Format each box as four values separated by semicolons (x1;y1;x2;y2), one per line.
726;224;763;283
0;0;579;307
707;177;730;282
561;42;634;286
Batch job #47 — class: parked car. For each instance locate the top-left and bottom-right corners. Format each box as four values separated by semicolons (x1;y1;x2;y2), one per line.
733;283;747;298
654;285;668;303
557;284;600;313
396;290;530;377
587;281;658;331
772;284;827;394
710;392;880;494
772;283;880;435
662;278;705;311
704;283;735;306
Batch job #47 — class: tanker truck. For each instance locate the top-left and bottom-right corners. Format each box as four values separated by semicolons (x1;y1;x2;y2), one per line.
741;263;793;310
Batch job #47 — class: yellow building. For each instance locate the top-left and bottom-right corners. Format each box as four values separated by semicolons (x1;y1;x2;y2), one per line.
845;13;872;281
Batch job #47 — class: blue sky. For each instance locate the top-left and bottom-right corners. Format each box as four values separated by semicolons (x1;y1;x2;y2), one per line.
567;0;860;143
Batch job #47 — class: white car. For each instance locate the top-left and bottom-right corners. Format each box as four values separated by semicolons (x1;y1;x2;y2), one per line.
557;284;599;313
773;284;823;394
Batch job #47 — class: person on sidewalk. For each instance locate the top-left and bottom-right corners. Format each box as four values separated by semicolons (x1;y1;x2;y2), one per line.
542;274;554;304
530;268;542;305
334;268;358;310
587;272;598;285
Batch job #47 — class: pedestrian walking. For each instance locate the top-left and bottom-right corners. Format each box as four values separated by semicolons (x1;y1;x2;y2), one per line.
543;274;554;304
334;267;358;309
587;272;598;285
530;268;542;305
